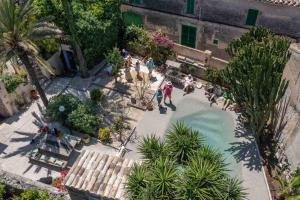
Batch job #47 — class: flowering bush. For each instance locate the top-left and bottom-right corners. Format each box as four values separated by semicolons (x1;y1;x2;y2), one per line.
126;25;174;64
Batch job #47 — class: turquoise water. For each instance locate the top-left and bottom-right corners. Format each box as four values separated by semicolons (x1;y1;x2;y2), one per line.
170;97;241;177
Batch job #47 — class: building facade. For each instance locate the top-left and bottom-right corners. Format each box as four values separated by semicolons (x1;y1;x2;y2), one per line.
122;0;300;60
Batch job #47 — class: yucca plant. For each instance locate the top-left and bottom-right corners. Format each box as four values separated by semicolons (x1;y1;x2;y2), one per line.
149;156;177;199
0;0;62;107
165;122;203;164
138;134;166;162
190;146;227;170
126;164;149;200
177;156;227;200
223;178;246;200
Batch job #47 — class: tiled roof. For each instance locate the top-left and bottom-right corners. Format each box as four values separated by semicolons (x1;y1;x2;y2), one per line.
258;0;300;7
64;151;136;200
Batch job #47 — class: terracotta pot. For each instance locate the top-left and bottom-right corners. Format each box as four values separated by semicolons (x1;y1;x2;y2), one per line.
30;90;38;99
82;134;91;144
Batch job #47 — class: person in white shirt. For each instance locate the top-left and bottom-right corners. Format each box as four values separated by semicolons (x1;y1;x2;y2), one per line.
183;74;194;95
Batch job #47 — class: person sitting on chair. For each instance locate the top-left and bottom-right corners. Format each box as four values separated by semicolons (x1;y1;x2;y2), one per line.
183;74;194;95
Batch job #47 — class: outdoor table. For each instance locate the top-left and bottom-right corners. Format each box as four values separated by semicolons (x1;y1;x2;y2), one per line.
37;133;78;160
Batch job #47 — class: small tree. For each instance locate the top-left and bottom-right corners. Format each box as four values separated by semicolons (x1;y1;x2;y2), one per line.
105;47;124;82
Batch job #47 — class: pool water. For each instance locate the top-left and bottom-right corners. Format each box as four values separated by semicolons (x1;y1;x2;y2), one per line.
170;97;241;178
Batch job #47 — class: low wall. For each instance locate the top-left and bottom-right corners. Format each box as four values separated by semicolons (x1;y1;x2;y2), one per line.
0;168;69;199
210;57;229;70
173;43;207;63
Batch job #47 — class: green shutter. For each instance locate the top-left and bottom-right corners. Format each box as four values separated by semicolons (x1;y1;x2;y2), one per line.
181;25;196;48
186;0;195;14
122;12;143;27
246;9;258;26
129;0;141;4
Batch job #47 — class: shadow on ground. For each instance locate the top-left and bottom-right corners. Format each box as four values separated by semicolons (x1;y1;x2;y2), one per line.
227;119;262;172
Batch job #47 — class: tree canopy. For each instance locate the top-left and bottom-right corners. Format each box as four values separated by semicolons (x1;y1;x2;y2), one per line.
33;0;122;66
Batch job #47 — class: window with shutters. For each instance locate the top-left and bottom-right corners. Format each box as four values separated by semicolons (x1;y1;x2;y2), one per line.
246;9;259;26
122;11;143;27
186;0;195;15
129;0;141;4
181;25;197;48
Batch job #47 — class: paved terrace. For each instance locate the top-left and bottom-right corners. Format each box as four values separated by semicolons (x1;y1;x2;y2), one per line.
124;85;272;200
0;75;146;182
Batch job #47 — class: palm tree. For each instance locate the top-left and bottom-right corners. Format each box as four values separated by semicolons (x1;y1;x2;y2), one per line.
0;0;61;107
61;0;88;78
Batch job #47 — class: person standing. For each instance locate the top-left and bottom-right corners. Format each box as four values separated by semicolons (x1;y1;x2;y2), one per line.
146;57;155;80
135;60;141;78
156;88;163;107
163;81;173;104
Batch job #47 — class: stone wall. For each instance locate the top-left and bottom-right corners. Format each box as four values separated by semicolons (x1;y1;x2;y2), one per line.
283;44;300;111
280;44;300;170
200;0;300;39
0;168;69;199
122;4;247;60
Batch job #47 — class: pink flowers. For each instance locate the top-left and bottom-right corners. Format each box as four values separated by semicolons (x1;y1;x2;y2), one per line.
153;31;174;48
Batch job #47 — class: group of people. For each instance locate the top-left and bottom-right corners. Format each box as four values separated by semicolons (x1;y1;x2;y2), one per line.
204;84;235;111
122;49;156;81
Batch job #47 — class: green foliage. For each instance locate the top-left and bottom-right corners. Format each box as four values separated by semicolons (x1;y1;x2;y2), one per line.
67;103;102;136
278;166;300;199
33;0;122;66
105;47;124;80
126;25;174;64
126;122;246;200
205;68;225;86
165;122;203;164
98;127;110;142
224;27;291;143
0;182;6;200
47;94;81;123
90;88;103;103
47;94;102;135
0;72;27;93
138;135;166;161
35;39;59;59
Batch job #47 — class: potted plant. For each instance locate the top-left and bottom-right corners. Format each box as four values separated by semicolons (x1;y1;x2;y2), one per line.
82;134;90;144
30;89;38;99
146;102;153;111
98;128;111;143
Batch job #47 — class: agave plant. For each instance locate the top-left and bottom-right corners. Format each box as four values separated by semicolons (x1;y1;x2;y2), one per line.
165;122;203;164
138;134;166;161
0;0;62;106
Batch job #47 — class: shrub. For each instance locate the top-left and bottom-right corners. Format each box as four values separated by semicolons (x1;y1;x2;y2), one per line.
90;88;103;103
0;72;27;93
105;47;124;82
47;94;81;123
205;68;225;85
98;128;110;142
0;182;6;200
126;25;174;65
67;103;102;136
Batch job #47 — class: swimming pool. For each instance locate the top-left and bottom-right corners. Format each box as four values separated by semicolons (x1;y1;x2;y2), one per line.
170;97;241;177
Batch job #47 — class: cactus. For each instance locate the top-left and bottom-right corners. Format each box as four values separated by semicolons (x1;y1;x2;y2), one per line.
224;27;291;145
